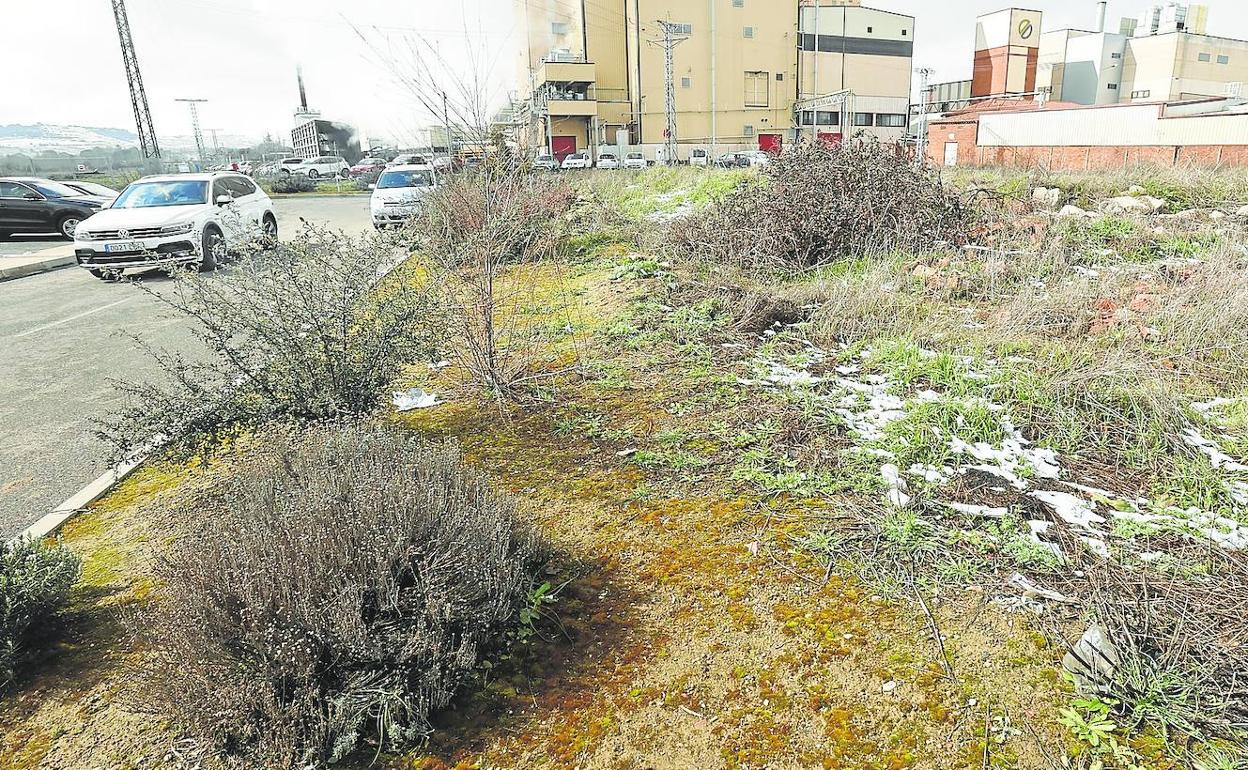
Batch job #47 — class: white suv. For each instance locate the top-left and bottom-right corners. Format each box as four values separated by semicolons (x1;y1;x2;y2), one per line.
294;156;350;179
73;172;277;279
370;164;438;229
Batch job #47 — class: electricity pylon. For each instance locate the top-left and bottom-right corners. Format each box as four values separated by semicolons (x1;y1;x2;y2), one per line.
175;98;209;164
111;0;160;158
651;21;689;166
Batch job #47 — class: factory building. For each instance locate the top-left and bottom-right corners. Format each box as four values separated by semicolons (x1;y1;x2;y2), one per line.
512;0;915;161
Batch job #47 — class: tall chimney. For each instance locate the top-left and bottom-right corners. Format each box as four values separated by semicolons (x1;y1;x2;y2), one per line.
1096;1;1108;32
296;65;309;112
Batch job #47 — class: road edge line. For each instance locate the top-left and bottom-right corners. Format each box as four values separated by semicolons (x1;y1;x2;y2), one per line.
14;455;147;543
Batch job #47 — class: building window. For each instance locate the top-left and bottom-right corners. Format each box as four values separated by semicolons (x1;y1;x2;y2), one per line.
875;113;906;127
1219;55;1230;64
743;26;754;38
1107;83;1119;90
902;29;907;36
743;124;756;137
670;23;693;35
853;112;873;127
1111;52;1122;59
867;26;873;33
551;21;568;35
776;73;784;81
744;71;769;107
1131;89;1151;98
1198;52;1211;62
681;76;692;88
733;0;743;6
819;111;840;126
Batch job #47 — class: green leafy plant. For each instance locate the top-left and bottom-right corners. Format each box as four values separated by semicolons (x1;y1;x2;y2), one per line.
1;538;81;690
518;581;558;640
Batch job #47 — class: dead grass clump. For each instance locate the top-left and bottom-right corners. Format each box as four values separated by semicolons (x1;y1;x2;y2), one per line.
805;263;935;344
137;422;543;768
1080;553;1248;745
670;140;978;272
417;167;578;394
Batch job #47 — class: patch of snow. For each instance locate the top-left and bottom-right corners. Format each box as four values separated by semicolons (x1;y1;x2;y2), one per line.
946;502;1008;519
1181;426;1248;471
1029;490;1105;531
392;388;442;411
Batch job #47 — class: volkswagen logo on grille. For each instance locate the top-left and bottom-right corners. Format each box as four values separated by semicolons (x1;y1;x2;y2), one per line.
118;229;130;239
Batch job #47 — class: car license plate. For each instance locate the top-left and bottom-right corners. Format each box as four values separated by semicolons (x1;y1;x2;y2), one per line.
103;241;142;253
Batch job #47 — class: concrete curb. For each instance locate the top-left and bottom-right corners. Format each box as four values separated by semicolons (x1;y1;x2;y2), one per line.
0;254;76;282
14;456;146;543
270;192;370;199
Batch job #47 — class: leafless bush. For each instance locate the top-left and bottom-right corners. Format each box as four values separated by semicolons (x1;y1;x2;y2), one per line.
415;168;576;394
670;140;978;272
99;226;441;459
138;422;543;768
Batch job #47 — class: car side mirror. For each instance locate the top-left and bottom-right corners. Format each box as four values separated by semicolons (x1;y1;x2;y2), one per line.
368;184;376;190
215;194;233;206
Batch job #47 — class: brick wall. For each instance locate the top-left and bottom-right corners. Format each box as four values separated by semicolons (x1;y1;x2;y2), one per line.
927;117;1248;170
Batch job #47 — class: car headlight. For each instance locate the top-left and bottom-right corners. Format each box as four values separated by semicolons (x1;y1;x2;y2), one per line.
160;223;194;235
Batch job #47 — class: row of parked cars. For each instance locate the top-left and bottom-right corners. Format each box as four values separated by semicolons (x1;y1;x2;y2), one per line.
532;148;772;171
0;172;278;281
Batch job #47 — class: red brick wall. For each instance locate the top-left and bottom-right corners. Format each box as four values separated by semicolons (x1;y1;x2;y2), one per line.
927;118;1248;170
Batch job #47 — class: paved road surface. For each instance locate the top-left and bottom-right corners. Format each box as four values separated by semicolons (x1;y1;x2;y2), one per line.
0;196;372;537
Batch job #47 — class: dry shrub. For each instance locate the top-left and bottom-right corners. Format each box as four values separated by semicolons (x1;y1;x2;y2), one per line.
416;166;577;394
670;139;978;271
100;226;441;459
140;422;542;768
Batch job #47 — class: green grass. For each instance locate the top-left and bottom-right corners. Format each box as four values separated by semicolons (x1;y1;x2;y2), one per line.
877;399;1009;470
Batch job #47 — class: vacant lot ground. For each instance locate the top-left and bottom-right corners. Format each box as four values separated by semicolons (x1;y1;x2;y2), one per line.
2;158;1246;770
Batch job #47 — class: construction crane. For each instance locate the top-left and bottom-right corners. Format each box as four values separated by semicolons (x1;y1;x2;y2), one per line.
110;0;160;158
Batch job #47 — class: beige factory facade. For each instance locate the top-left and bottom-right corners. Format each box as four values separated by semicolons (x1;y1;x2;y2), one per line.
514;0;914;160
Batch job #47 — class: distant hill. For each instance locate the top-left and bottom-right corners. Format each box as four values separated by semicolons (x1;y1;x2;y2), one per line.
0;123;139;153
0;123;263;156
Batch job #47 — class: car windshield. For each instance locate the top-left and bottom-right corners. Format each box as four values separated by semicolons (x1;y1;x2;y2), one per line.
377;170;434;189
600;154;615;159
112;180;209;208
627;154;642;159
30;181;86;198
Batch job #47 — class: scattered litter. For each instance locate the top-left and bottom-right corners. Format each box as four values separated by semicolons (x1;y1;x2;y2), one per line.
616;448;638;458
1063;624;1120;694
428;360;451;370
881;680;897;694
392;388;441;411
945;502;1008;519
1009;573;1077;604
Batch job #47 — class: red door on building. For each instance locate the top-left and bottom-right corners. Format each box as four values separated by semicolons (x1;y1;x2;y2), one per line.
551;136;577;162
817;132;843;147
758;133;783;154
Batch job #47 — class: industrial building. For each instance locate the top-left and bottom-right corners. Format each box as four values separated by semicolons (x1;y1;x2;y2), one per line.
926;95;1248;170
971;8;1043;99
288;68;361;163
513;0;915;161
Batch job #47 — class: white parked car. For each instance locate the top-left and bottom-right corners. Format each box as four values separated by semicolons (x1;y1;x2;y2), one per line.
293;155;350;179
690;148;709;167
561;152;592;170
276;157;305;175
740;151;772;167
596;153;620;170
370;164;438;229
622;152;647;170
533;153;559;172
389;153;429;167
73;172;277;279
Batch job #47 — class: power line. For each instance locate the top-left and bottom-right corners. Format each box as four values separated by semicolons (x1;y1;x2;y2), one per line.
111;0;160;158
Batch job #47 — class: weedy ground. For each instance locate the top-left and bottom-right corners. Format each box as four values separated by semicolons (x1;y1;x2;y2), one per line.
2;166;1246;769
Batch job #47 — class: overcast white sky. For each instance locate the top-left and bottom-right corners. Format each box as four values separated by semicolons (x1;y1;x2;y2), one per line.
2;0;1246;146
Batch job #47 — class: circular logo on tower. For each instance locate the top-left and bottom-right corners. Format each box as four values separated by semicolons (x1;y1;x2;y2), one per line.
1018;19;1034;39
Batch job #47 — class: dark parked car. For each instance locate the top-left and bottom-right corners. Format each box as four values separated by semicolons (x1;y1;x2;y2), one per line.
0;178;109;239
63;181;121;201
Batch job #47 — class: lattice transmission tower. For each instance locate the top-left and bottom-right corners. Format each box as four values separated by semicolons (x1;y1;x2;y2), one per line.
111;0;160;158
650;21;689;166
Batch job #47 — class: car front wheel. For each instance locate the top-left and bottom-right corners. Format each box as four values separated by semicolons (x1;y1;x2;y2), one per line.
57;215;82;239
261;214;278;246
307;169;320;179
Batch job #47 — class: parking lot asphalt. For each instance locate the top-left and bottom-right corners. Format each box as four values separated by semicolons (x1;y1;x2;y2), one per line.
0;196;373;538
